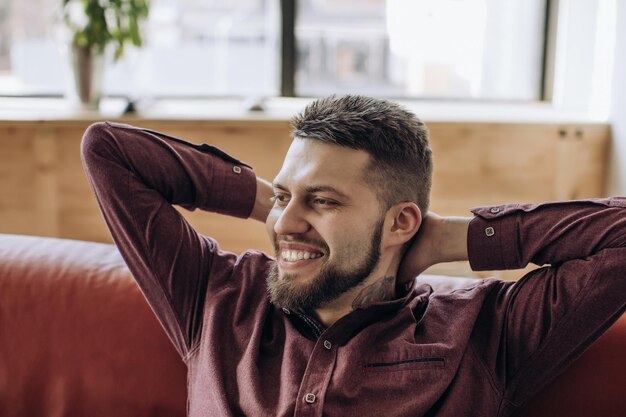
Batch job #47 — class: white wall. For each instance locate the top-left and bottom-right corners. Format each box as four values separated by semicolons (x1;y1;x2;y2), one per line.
607;0;626;195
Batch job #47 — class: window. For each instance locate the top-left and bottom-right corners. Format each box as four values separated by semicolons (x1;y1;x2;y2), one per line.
0;0;548;100
137;0;279;97
295;0;548;100
0;0;279;97
0;0;62;95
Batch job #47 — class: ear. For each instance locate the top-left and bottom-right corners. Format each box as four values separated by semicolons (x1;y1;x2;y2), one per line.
384;202;422;248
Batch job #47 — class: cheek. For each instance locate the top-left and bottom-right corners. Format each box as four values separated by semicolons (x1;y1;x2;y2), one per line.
330;219;379;253
324;223;364;255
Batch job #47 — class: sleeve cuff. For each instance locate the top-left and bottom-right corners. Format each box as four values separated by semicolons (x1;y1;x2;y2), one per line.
191;142;257;218
467;205;522;271
209;160;257;219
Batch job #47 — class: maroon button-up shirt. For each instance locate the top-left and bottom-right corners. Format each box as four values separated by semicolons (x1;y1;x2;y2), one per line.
81;122;626;417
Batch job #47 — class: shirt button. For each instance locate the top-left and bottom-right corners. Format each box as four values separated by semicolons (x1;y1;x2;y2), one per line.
282;307;290;315
232;166;242;174
304;393;316;404
485;227;495;237
490;207;501;214
323;340;332;350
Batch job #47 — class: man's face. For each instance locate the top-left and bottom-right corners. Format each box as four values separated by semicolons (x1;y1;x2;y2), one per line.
265;138;387;311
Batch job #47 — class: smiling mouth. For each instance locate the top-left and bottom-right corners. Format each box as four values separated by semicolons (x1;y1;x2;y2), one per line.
280;249;324;262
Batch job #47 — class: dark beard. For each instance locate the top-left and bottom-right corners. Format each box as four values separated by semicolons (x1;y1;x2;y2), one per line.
266;218;384;311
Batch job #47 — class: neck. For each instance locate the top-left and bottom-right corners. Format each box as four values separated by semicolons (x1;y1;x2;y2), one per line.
351;275;396;309
314;252;401;327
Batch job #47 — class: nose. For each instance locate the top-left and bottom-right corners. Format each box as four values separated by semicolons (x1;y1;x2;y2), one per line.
273;200;310;236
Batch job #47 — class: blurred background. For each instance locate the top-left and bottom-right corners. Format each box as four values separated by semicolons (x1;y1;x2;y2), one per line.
0;0;625;278
0;0;597;101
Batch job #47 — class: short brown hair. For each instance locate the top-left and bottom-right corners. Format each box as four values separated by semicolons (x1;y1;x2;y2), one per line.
290;95;433;214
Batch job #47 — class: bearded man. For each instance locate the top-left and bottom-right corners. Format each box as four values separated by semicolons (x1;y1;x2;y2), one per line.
81;95;625;417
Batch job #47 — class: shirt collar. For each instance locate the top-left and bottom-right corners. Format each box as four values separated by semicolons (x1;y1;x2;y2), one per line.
284;278;430;346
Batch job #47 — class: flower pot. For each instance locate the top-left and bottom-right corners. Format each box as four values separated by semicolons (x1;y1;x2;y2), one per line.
67;45;105;110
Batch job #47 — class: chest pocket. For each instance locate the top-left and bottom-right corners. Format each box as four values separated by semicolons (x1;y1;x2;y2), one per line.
363;356;445;373
328;347;451;415
361;342;450;374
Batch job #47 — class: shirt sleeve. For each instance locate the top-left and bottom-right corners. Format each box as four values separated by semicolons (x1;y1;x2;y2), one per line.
466;199;626;410
80;121;257;358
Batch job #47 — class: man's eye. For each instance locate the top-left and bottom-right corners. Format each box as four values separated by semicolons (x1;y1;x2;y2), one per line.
313;198;336;206
271;194;288;204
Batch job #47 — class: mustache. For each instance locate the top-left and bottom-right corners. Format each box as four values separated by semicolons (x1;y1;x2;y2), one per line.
273;235;330;254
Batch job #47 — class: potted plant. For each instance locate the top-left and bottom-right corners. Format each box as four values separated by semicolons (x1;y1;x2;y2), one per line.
61;0;150;109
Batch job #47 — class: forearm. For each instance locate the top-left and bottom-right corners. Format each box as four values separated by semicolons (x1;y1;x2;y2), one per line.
468;198;626;271
250;177;274;223
435;216;471;264
398;214;470;281
81;122;257;218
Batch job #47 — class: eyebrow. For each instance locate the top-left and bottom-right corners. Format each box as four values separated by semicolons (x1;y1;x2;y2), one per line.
272;182;350;200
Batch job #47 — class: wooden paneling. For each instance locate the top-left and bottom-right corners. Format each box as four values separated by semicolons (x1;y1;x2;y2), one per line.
427;123;610;214
0;126;37;234
0;119;611;279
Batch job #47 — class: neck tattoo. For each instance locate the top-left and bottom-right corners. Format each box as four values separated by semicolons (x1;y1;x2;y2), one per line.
351;276;396;310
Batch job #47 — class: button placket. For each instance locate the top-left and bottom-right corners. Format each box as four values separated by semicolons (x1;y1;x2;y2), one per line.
293;335;338;416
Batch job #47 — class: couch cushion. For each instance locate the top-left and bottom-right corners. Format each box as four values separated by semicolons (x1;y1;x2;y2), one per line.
0;234;187;417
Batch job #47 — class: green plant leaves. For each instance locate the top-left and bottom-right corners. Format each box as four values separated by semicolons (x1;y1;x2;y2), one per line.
62;0;150;60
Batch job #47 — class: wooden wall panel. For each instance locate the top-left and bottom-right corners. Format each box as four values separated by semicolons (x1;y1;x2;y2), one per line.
0;126;40;234
0;119;611;279
427;123;609;216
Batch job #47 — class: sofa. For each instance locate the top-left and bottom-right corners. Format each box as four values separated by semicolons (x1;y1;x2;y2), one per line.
0;233;624;417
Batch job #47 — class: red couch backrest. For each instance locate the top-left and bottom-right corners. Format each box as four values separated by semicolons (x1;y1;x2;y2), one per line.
0;234;187;417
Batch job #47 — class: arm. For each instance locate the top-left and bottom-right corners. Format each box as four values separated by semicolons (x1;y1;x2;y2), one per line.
400;198;626;277
405;199;626;409
398;212;471;283
81;122;260;358
468;199;626;407
467;198;626;270
251;177;274;223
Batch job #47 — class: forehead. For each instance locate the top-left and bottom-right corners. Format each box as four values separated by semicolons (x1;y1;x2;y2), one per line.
274;138;371;192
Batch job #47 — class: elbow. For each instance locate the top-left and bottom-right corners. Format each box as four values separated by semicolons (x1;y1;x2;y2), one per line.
80;121;117;169
81;122;110;156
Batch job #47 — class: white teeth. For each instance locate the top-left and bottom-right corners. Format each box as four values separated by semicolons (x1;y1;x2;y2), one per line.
281;249;322;262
